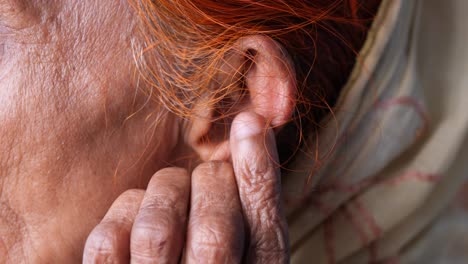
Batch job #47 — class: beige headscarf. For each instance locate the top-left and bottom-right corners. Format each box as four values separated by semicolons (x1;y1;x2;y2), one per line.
284;0;468;263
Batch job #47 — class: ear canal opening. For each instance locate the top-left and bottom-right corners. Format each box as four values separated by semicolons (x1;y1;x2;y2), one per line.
232;48;257;107
242;48;258;82
215;47;258;120
199;48;258;151
245;48;258;61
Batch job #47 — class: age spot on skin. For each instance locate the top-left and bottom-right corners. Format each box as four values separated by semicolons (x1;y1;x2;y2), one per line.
0;43;4;59
0;42;8;79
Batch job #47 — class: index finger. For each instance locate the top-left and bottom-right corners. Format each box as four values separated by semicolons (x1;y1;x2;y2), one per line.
230;112;289;263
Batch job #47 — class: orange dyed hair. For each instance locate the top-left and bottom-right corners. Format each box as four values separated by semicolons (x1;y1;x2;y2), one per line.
132;0;381;162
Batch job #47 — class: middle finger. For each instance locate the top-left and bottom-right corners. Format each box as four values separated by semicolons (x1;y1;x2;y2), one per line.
185;161;244;263
130;167;191;263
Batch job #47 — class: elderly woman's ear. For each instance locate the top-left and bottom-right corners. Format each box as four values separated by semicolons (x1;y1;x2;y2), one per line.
184;35;297;161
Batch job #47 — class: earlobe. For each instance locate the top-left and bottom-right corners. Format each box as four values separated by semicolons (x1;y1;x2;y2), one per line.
185;35;296;161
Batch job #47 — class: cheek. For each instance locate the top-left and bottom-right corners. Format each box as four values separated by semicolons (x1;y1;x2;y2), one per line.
51;0;141;121
0;0;169;163
0;0;140;133
0;44;37;121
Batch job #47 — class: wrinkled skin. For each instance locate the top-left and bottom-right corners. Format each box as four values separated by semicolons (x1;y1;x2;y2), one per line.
83;112;289;263
0;1;289;263
0;0;177;262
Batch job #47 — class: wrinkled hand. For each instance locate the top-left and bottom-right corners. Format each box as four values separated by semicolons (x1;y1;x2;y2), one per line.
83;112;289;263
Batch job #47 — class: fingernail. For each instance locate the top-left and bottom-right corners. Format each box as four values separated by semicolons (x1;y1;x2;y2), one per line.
231;112;265;140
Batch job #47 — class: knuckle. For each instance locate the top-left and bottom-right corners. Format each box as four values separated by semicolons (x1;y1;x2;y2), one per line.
84;223;124;263
131;217;174;259
189;218;242;255
238;160;280;202
143;192;179;211
239;160;276;188
241;179;278;210
248;157;270;178
142;187;188;218
253;190;279;208
192;192;231;213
